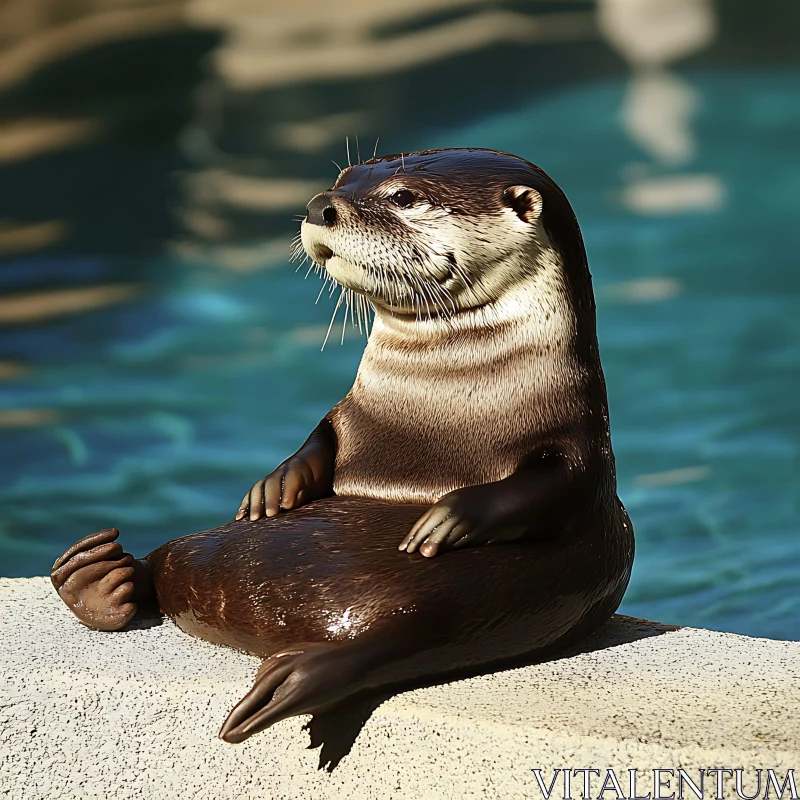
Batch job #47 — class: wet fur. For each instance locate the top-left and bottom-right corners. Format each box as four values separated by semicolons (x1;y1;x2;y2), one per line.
55;148;634;742
148;496;632;678
308;149;614;507
154;149;632;733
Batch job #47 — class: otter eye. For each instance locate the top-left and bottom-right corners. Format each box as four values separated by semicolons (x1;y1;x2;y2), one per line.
389;189;415;208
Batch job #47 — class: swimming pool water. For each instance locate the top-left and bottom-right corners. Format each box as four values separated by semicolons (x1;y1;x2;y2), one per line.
1;44;798;639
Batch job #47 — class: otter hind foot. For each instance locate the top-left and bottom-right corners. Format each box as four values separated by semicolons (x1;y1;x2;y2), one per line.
51;528;149;631
219;642;355;744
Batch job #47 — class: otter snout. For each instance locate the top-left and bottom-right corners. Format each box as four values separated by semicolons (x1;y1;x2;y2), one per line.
306;193;338;228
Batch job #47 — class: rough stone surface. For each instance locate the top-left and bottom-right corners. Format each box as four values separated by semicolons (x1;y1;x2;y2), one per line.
1;577;798;799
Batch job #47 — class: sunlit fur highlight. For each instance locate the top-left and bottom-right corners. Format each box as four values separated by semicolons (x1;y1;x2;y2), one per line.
299;148;613;508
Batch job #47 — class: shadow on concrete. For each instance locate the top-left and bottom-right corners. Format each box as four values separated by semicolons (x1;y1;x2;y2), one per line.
558;613;681;657
305;693;393;772
124;612;165;631
304;614;679;772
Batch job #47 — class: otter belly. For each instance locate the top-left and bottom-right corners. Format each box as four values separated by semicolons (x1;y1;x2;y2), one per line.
146;496;633;665
147;498;425;656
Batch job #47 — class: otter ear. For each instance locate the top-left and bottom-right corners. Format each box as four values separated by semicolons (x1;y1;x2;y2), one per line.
503;185;542;224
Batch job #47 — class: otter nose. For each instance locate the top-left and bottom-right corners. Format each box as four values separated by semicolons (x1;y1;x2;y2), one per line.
306;193;338;227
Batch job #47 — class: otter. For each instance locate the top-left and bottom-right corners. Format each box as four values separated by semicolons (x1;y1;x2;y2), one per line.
51;148;634;744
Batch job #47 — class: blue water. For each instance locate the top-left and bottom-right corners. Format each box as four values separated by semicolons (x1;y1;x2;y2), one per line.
1;50;798;639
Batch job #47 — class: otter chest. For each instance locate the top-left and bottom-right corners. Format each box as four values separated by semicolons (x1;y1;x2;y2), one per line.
329;334;567;504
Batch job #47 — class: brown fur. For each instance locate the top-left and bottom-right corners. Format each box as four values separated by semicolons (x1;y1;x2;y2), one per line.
53;149;634;743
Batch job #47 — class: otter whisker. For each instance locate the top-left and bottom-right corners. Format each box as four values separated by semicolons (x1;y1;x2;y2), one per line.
289;234;306;265
453;265;472;291
403;270;425;314
372;137;380;161
342;289;351;344
331;160;343;174
363;295;372;334
425;278;451;319
425;280;446;315
322;287;346;351
294;255;311;273
397;271;417;313
378;263;394;307
353;293;363;335
420;281;437;323
407;269;435;321
390;254;418;306
387;263;408;308
346;137;352;168
349;288;357;329
302;260;366;342
356;293;367;336
358;294;373;335
355;135;362;165
316;274;331;304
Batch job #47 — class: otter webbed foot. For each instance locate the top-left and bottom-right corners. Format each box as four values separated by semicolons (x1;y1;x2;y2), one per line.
236;457;323;522
398;462;576;558
235;419;335;521
399;488;494;558
219;642;354;743
51;528;154;631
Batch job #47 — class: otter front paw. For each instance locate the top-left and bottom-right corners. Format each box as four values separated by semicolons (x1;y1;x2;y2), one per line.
236;457;319;521
399;490;490;558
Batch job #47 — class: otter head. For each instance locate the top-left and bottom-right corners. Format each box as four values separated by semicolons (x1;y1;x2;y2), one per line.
300;148;588;320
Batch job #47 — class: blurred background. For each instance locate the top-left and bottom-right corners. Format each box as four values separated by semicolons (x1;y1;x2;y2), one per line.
1;0;798;639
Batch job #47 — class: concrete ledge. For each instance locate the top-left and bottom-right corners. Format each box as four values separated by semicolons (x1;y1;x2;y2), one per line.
1;577;798;799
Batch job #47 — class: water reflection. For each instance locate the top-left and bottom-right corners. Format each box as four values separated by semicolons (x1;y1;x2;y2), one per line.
177;0;610;246
0;0;219;261
600;0;716;163
599;0;725;218
1;0;799;639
